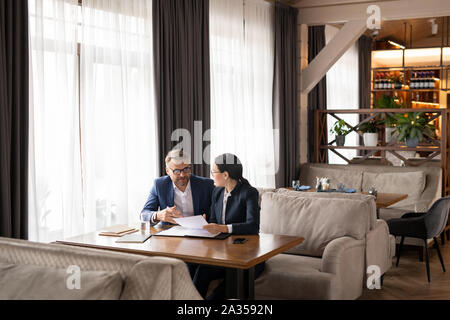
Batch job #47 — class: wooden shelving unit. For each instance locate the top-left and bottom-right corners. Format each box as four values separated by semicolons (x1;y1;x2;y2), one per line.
314;108;450;196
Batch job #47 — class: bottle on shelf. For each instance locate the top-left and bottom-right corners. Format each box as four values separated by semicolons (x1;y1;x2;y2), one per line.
388;72;394;89
427;71;433;89
423;71;428;89
410;71;416;89
418;71;424;89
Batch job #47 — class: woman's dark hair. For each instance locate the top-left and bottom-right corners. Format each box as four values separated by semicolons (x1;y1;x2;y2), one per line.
214;153;251;186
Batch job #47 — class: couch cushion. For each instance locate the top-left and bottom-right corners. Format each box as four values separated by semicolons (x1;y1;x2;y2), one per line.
362;171;426;210
275;188;377;230
299;163;442;210
255;253;335;300
260;192;370;257
256;187;276;207
0;262;123;300
299;165;363;191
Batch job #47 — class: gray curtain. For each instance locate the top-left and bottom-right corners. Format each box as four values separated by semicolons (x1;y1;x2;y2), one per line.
358;35;372;109
273;2;298;188
307;26;327;163
358;35;372;155
153;0;210;177
0;0;29;239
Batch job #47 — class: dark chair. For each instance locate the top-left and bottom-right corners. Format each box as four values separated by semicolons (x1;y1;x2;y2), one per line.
387;196;450;282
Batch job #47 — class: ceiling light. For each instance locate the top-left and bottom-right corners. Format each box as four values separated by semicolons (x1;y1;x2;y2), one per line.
388;40;405;49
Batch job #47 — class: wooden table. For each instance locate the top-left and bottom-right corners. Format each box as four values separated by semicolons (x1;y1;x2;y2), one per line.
361;192;408;209
56;227;304;300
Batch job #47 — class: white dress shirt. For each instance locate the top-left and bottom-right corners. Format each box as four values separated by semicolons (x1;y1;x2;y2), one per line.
222;189;233;233
152;181;194;223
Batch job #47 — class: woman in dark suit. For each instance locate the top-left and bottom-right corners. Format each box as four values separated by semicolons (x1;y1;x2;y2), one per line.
193;153;264;300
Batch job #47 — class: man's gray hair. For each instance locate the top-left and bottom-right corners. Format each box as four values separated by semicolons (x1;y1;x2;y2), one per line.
165;149;191;166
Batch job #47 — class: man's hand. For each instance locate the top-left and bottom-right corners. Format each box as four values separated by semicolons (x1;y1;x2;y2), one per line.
203;223;228;234
156;206;182;224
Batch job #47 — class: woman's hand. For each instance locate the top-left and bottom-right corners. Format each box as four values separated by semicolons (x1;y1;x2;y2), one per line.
203;223;228;234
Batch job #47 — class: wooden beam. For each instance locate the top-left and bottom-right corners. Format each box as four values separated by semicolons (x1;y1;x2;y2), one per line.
294;0;392;9
298;0;450;25
301;19;366;94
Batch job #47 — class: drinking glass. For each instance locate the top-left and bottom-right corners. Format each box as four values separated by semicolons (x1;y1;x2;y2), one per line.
292;180;300;190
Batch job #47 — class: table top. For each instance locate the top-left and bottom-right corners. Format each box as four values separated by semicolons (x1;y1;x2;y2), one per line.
286;187;408;209
361;192;408;208
55;226;304;270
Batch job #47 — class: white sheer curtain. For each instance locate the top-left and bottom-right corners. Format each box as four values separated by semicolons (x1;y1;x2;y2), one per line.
81;0;158;230
28;0;83;242
325;25;359;164
209;0;276;188
28;0;158;242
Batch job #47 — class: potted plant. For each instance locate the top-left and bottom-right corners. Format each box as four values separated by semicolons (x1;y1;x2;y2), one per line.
383;114;398;143
330;120;350;146
392;112;435;148
358;119;379;147
374;95;405;143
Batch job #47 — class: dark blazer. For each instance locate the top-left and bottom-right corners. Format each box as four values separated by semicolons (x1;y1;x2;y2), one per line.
141;174;215;226
209;182;260;235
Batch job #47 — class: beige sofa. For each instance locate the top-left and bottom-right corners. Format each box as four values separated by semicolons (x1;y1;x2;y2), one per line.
299;163;442;247
0;237;202;300
254;190;394;300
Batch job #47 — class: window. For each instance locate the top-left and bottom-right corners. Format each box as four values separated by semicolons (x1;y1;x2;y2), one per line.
28;0;158;242
209;0;276;188
325;25;359;165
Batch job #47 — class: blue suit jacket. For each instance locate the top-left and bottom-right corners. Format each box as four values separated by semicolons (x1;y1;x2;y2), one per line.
209;182;260;235
141;174;215;226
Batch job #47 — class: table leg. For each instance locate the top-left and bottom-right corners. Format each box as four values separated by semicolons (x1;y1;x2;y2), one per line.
225;267;255;300
226;268;244;299
245;267;255;300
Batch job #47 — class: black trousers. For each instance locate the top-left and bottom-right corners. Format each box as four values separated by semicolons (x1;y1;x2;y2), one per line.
193;262;265;300
186;263;198;279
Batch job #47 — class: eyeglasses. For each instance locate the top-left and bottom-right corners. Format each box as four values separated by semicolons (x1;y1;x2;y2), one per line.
169;166;191;175
210;170;221;175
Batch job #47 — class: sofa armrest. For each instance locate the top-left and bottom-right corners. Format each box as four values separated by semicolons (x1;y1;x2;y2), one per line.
321;237;365;299
366;219;394;276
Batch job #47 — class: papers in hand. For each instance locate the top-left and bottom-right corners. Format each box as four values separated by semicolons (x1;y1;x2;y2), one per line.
173;215;208;229
157;216;220;238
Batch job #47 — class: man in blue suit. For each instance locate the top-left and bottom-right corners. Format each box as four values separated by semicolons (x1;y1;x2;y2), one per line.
141;149;215;228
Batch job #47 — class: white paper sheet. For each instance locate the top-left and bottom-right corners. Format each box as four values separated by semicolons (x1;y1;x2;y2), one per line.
155;225;220;238
173;215;208;230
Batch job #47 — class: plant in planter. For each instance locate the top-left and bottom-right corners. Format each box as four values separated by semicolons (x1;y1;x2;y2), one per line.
392;112;435;148
380;113;398;143
358;119;379;147
374;95;405;143
330;120;351;146
374;94;406;109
